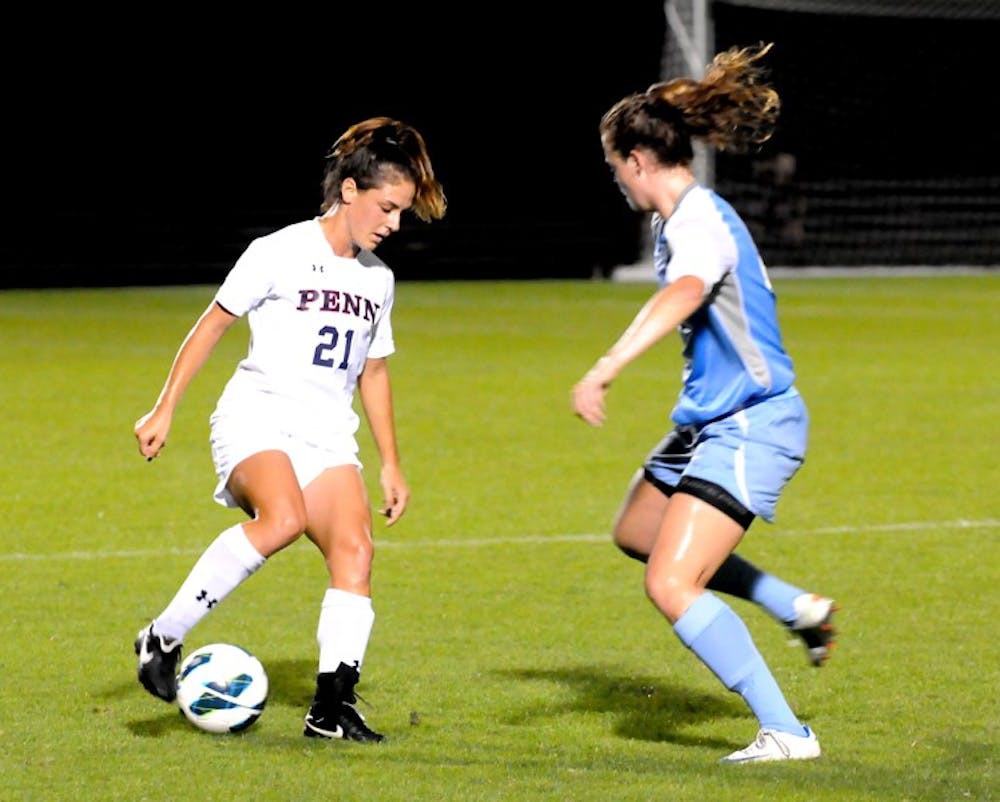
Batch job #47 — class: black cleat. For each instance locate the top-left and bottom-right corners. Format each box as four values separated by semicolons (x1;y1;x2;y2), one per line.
303;662;385;743
134;623;183;702
304;701;385;742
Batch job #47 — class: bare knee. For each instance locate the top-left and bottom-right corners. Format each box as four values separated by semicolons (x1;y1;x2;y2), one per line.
613;504;656;562
644;571;693;623
613;531;649;563
249;504;307;555
335;531;374;566
611;474;666;563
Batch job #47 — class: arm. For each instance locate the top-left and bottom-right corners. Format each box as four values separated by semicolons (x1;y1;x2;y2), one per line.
357;356;409;526
572;274;706;426
134;301;239;460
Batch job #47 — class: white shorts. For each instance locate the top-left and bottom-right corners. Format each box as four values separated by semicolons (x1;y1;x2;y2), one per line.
209;411;362;508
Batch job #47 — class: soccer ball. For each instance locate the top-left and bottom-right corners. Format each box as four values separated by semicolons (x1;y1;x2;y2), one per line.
175;643;268;734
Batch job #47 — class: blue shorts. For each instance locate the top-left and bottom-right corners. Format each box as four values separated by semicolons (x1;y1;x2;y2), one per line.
643;389;808;525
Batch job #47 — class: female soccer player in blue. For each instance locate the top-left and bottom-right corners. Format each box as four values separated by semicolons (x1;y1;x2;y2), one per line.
572;43;831;763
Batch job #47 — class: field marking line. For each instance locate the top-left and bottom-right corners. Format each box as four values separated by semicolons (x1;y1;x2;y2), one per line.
1;518;997;563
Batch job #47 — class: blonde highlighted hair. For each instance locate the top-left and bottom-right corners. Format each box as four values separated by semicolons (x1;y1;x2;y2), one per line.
600;42;780;166
321;117;447;222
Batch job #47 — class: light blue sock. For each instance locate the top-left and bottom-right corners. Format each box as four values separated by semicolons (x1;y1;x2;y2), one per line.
673;592;806;735
748;573;804;625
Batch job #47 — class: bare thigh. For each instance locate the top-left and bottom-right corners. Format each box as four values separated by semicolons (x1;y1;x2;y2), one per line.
612;469;671;560
645;493;746;622
302;464;374;596
226;450;308;556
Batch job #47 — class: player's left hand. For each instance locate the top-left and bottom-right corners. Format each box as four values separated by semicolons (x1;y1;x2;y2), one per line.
379;464;409;526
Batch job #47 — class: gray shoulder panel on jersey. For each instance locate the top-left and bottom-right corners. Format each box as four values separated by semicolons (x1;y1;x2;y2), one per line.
357;249;389;269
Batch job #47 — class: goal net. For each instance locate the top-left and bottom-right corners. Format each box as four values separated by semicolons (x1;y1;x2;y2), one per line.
657;0;1000;269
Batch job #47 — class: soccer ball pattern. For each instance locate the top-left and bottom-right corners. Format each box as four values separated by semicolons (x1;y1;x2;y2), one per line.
175;643;268;733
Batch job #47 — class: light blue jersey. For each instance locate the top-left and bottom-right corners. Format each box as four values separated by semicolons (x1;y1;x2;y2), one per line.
652;184;795;426
643;184;807;523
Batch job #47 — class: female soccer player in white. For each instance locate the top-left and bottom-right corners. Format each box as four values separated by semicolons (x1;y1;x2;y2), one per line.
573;44;830;763
133;117;446;742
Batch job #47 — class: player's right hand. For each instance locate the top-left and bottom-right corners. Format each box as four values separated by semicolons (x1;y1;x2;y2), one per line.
134;408;172;461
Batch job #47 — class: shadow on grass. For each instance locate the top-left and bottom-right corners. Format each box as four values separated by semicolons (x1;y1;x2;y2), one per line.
124;708;187;737
259;658;319;707
497;665;744;750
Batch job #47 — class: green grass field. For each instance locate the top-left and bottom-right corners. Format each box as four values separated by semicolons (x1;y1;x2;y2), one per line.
1;275;997;801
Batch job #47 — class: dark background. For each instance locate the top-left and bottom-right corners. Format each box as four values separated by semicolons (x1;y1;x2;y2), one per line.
3;4;997;287
2;8;665;287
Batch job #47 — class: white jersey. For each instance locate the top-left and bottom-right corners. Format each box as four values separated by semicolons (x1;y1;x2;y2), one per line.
212;217;395;447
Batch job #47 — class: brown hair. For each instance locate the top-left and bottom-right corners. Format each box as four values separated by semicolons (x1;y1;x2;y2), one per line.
321;117;447;222
600;42;780;166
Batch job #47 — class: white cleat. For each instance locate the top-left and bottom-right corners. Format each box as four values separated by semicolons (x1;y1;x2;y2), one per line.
720;727;821;764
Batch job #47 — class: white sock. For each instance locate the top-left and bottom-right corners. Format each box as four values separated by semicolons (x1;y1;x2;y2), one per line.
317;589;375;674
154;524;265;641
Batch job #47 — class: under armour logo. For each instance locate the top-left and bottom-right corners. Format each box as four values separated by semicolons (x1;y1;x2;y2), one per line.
312;264;325;272
195;589;219;609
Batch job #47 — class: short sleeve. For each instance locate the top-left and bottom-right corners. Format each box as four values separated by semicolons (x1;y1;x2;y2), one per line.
214;239;273;317
664;218;732;292
367;271;395;359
